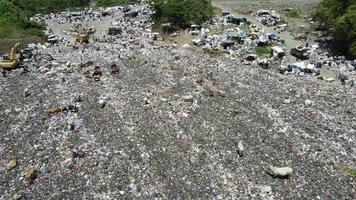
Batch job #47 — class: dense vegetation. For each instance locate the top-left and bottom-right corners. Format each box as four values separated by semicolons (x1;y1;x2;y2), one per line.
315;0;356;58
151;0;213;28
0;0;45;38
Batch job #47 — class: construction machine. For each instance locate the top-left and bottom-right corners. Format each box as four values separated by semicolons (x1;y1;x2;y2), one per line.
76;32;89;43
73;23;93;43
85;26;96;34
0;42;20;69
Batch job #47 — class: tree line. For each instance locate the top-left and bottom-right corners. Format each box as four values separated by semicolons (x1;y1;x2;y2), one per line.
150;0;213;28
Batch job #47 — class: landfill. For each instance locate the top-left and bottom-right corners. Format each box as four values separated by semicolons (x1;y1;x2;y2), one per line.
1;1;355;199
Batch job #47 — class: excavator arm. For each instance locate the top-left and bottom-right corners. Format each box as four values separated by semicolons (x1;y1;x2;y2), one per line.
9;42;20;60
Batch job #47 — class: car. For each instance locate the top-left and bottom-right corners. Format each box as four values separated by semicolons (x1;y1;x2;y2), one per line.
290;46;310;60
47;35;59;44
227;16;249;25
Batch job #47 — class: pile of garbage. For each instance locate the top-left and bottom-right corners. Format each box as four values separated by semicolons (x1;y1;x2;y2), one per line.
256;9;281;27
279;40;356;86
20;4;163;75
30;6;146;25
279;61;320;75
185;9;355;85
188;14;286;68
23;4;356;86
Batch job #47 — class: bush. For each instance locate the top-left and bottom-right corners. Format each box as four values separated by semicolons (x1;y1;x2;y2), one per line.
350;168;356;177
151;0;213;28
333;5;356;57
314;0;356;58
286;10;300;18
0;0;46;38
255;46;271;56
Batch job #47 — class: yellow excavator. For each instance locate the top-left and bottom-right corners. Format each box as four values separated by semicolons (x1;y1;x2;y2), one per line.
73;24;91;43
76;33;89;43
0;42;20;69
75;27;90;43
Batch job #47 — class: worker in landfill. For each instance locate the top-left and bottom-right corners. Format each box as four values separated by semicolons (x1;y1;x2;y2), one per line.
92;66;102;81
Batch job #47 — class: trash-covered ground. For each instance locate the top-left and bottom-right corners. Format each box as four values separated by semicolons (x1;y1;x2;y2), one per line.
213;0;320;15
1;2;355;199
185;8;355;84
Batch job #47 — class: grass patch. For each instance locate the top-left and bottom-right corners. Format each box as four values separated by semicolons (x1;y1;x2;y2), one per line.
137;57;146;65
203;48;223;57
0;23;45;39
337;164;356;177
348;168;356;177
286;10;300;18
255;46;271;56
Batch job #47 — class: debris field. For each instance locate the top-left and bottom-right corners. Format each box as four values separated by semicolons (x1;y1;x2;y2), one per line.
1;2;355;199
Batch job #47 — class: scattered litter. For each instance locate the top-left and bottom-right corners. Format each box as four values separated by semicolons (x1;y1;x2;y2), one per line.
6;159;17;171
269;166;293;177
237;141;244;157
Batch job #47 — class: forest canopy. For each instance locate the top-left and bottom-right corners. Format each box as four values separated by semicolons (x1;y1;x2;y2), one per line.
150;0;214;28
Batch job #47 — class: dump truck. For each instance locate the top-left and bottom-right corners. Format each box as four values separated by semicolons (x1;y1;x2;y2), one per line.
124;10;138;18
0;43;20;69
74;24;94;43
227;16;249;25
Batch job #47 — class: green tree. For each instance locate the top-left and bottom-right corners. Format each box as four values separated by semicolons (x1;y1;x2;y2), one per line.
151;0;213;28
0;0;44;38
315;0;356;58
333;5;356;57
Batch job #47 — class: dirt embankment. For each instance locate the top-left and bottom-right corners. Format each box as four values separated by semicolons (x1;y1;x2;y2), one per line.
0;37;44;54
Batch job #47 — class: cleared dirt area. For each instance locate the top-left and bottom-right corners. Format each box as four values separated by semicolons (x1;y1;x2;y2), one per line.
0;37;44;55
